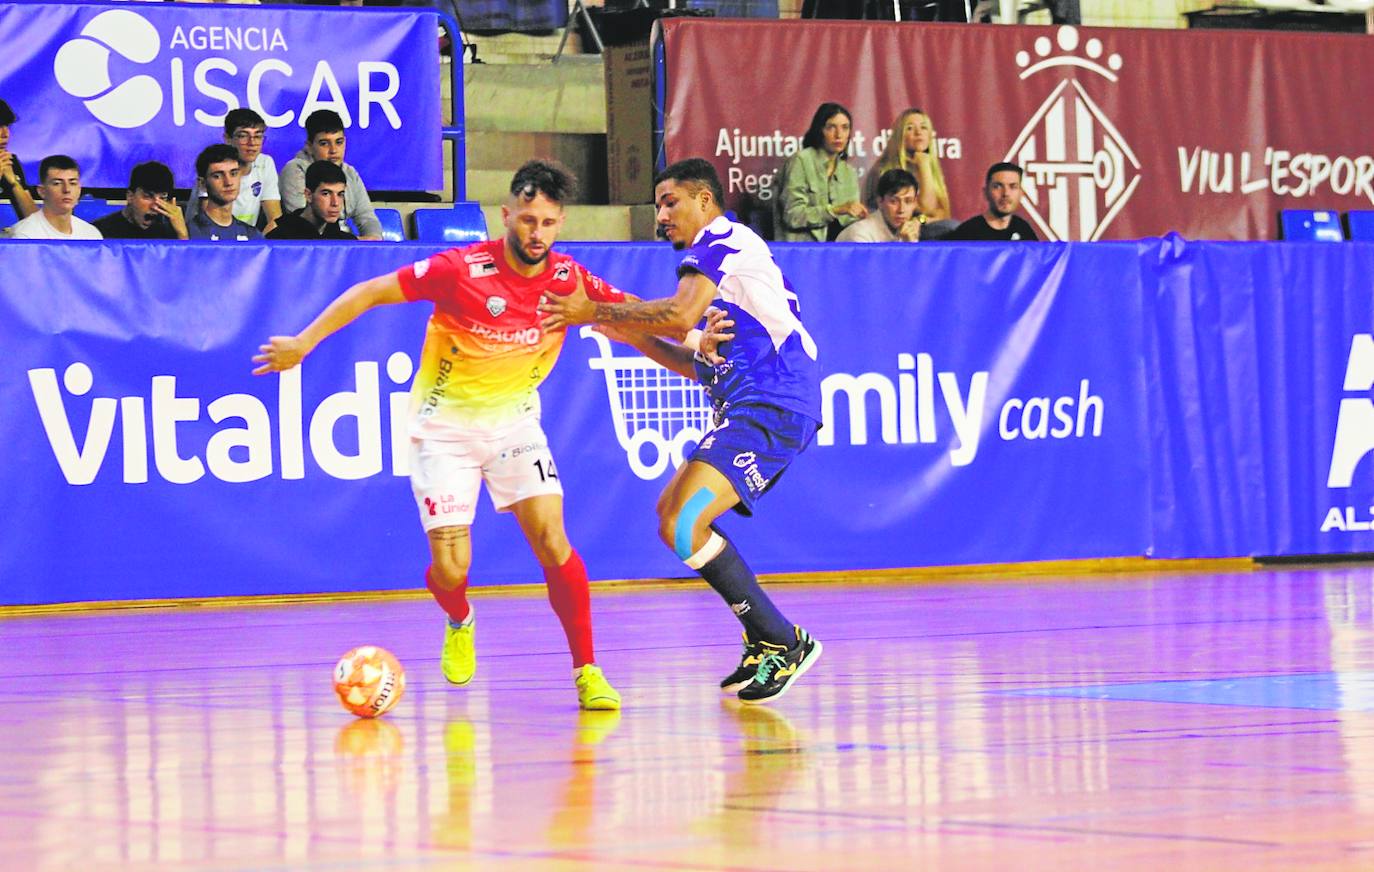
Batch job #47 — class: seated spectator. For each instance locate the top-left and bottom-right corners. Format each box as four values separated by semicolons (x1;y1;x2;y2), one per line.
838;169;921;242
0;98;38;222
774;102;867;241
267;161;357;240
945;162;1039;241
10;155;102;240
866;108;956;239
280;110;381;240
188;108;280;232
186;145;262;241
93;161;187;240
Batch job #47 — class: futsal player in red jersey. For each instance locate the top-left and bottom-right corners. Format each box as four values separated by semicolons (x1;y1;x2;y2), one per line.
253;160;623;710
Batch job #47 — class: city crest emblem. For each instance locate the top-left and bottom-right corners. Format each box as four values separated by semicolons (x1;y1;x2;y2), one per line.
486;295;507;317
1005;26;1139;242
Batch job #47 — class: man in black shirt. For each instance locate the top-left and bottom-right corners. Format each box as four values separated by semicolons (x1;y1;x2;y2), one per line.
93;161;188;240
0;98;38;222
266;161;357;241
946;162;1040;242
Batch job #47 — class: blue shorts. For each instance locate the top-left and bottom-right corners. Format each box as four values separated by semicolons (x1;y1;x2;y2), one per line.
689;404;819;516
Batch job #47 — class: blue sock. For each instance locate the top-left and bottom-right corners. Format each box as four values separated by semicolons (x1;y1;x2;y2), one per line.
695;528;793;645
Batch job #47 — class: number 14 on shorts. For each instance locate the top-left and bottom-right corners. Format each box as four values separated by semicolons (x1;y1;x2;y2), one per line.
534;458;558;482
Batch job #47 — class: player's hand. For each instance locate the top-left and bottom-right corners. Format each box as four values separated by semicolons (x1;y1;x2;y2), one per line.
538;273;596;331
252;335;309;375
0;150;15;184
697;307;734;365
156;197;188;239
898;217;922;243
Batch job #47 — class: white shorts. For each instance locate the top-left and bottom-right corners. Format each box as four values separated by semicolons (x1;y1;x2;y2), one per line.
409;418;563;531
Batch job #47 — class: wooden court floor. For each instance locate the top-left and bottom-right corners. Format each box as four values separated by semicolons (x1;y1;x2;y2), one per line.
7;565;1374;870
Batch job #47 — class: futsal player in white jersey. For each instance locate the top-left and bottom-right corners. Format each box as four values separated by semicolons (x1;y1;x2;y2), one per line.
540;158;823;704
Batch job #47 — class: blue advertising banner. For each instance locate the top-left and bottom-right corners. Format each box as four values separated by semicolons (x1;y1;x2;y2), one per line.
2;238;1372;606
0;2;443;191
1142;236;1374;558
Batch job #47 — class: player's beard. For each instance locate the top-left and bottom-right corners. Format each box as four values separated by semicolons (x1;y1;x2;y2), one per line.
512;239;549;266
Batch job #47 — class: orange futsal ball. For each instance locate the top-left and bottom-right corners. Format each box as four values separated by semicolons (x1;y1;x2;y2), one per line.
333;646;406;719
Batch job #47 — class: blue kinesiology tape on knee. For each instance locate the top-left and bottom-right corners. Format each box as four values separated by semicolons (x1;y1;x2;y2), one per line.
675;487;716;559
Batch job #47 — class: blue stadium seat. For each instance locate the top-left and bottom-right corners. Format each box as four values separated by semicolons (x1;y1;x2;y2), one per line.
73;196;112;225
375;207;405;242
413;203;488;244
1280;209;1343;242
1345;210;1374;242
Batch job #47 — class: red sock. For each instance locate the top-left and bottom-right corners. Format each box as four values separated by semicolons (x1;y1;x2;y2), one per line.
426;565;470;625
545;550;595;668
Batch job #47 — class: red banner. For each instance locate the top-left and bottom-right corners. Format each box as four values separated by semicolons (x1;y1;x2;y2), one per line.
659;19;1374;241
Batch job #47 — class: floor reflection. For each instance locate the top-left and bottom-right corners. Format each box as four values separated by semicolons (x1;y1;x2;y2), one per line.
8;568;1374;868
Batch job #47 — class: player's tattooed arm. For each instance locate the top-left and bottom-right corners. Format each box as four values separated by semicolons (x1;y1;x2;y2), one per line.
542;271;717;340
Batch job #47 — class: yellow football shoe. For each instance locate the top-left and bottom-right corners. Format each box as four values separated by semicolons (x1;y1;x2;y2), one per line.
574;664;621;710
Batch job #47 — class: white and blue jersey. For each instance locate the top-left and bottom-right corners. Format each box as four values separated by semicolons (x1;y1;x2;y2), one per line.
679;215;821;423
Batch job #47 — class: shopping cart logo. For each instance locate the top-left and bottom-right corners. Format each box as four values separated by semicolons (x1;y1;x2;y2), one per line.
1006;26;1139;242
580;326;713;480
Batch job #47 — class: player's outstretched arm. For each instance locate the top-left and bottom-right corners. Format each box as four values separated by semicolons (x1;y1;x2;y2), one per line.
617;333;697;379
252;273;406;375
596;306;733;380
540;271;717;341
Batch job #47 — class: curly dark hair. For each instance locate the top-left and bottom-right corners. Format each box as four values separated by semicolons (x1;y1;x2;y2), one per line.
509;159;577;204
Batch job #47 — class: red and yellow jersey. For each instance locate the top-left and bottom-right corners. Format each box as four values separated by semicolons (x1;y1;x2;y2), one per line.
397;240;623;438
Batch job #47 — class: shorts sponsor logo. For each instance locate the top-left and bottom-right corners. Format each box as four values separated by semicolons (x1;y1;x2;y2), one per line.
424;494;470;517
730;450;768;494
508;442;544;458
730;600;751;616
